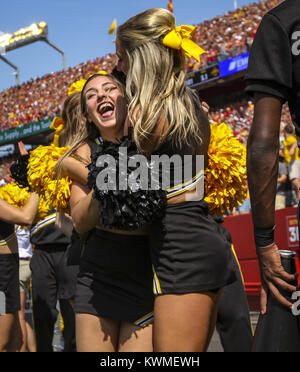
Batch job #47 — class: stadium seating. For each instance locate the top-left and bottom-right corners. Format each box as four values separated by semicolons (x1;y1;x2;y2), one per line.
0;0;285;132
0;0;289;181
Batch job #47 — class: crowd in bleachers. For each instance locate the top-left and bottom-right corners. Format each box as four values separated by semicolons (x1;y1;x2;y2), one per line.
0;154;15;185
0;0;284;132
210;101;292;146
0;54;117;131
186;0;283;71
0;0;294;214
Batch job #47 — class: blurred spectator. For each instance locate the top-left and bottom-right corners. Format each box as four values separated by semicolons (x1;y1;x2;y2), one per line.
283;125;300;201
0;154;16;185
275;149;288;210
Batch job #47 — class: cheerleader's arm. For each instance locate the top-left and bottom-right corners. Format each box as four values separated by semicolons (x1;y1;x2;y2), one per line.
0;192;40;226
60;142;91;186
60;155;89;185
55;212;73;238
70;181;98;234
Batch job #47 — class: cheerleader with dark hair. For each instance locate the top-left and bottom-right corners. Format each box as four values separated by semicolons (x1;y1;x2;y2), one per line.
57;73;155;352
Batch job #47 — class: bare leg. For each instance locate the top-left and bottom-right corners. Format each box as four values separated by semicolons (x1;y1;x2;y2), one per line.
292;179;300;200
153;291;223;352
0;313;18;352
18;291;27;352
76;313;120;352
118;322;153;352
25;321;36;352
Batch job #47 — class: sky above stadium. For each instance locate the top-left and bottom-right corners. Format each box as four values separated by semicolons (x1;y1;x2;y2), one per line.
0;0;260;92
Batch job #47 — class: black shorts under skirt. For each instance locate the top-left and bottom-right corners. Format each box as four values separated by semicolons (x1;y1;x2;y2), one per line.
0;253;20;314
74;229;154;327
149;200;236;294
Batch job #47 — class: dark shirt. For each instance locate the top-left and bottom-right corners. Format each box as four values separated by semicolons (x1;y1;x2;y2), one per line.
245;0;300;137
0;220;14;241
30;210;70;247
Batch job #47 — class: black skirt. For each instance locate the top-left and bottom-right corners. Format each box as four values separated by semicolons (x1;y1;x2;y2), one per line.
149;200;236;294
0;253;20;314
74;229;154;327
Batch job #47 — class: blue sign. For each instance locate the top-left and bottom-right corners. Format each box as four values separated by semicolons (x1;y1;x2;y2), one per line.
219;52;249;78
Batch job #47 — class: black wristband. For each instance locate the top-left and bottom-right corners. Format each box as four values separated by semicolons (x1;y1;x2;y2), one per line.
254;225;275;247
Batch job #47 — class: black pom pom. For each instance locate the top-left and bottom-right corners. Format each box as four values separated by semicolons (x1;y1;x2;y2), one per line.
87;136;166;230
10;154;30;189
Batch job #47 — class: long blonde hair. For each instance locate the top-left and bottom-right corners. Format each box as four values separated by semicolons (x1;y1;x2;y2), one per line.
117;8;204;151
58;92;85;147
54;90;98;178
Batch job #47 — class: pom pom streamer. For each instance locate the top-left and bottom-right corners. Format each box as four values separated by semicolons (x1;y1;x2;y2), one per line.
27;145;72;212
0;182;49;223
10;154;30;189
204;122;247;216
87;137;167;230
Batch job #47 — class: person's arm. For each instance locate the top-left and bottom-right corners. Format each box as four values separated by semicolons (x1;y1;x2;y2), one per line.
247;93;296;313
0;192;40;226
245;11;296;312
60;156;89;185
289;141;297;157
55;212;73;238
277;174;287;184
70;182;98;234
68;143;98;234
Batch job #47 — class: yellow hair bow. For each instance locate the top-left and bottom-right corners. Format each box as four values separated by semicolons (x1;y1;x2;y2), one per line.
88;70;108;79
68;79;87;96
50;116;65;146
163;25;205;62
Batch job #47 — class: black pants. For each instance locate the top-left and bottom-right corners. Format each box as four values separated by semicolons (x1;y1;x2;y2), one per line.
216;246;254;352
30;246;77;352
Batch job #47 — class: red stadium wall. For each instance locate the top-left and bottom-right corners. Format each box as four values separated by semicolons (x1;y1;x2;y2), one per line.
223;208;300;311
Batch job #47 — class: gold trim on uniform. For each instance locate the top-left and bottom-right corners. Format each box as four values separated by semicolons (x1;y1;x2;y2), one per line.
134;311;154;327
0;233;16;247
166;169;205;199
30;213;56;237
95;137;103;145
152;265;162;295
231;244;254;336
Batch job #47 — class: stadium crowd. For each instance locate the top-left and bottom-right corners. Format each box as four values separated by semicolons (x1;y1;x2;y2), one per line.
0;54;117;131
0;0;284;132
187;0;283;71
0;0;293;213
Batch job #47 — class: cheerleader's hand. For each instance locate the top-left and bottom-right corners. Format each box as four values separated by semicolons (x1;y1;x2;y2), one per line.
201;101;210;114
18;141;29;156
257;242;297;314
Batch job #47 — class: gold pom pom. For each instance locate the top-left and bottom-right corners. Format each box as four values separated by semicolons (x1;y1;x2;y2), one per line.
27;145;72;212
0;182;29;208
204;122;247;216
0;182;50;223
